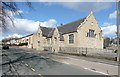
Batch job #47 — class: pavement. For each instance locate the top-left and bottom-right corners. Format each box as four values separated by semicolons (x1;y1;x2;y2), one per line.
51;54;118;75
54;53;119;66
26;48;119;76
1;47;108;76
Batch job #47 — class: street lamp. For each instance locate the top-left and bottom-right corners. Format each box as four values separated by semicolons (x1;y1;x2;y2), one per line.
116;0;119;62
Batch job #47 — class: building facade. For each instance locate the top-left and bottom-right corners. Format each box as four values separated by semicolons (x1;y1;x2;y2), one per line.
32;25;54;50
33;12;103;53
15;34;33;48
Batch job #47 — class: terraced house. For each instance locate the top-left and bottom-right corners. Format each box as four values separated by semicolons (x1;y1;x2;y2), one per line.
16;34;34;48
32;25;54;50
32;12;103;53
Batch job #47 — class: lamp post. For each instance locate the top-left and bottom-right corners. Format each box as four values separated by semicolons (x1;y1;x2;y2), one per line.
116;0;119;62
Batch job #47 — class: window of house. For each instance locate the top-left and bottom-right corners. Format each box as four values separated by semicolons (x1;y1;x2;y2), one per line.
99;33;101;40
119;38;120;44
47;38;50;44
38;41;40;43
91;22;94;26
38;33;40;37
69;34;74;44
38;41;40;46
87;29;95;38
29;38;31;44
26;39;28;41
55;38;57;44
38;33;40;35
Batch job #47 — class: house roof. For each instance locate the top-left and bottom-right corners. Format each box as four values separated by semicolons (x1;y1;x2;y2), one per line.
39;17;86;39
57;17;86;34
48;28;55;38
20;33;33;39
40;26;55;38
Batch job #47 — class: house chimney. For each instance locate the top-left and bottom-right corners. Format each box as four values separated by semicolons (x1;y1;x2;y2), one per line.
61;23;63;26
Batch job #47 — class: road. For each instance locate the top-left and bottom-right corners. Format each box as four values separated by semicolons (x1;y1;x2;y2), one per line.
1;47;114;76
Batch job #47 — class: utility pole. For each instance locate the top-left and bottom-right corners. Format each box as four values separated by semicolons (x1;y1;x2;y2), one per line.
116;0;119;62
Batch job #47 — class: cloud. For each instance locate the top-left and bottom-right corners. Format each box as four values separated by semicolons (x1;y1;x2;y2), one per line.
40;19;57;28
5;18;57;36
7;34;23;38
1;10;24;31
13;18;39;34
46;2;112;12
101;23;116;38
2;10;57;38
109;11;116;19
13;18;57;33
1;33;23;41
102;22;113;27
17;10;23;14
5;10;23;18
26;0;115;2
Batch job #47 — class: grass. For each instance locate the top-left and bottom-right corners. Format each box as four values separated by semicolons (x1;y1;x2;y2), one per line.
58;52;117;61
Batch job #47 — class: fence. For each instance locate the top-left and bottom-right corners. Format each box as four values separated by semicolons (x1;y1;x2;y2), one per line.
59;47;117;59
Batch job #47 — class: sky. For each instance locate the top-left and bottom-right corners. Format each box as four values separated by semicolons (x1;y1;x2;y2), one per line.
1;1;119;40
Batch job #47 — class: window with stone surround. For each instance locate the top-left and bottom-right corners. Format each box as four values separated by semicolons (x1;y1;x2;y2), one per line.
87;29;95;38
47;38;50;45
69;34;74;44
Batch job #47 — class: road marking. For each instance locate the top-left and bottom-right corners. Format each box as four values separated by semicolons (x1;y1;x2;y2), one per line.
25;64;28;66
84;67;108;75
31;68;35;72
62;62;70;65
52;59;70;65
38;74;41;75
38;74;43;77
52;56;117;75
66;57;118;67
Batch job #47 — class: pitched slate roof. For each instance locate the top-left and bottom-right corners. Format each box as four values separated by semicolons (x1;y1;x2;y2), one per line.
48;28;55;38
40;26;55;38
40;17;86;39
20;33;33;39
57;17;86;34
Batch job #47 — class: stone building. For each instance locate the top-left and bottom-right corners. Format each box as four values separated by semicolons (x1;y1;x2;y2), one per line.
32;25;54;50
32;12;103;53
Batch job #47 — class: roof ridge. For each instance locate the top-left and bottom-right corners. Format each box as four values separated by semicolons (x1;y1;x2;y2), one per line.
40;26;54;29
57;16;87;34
58;17;86;28
20;33;33;38
48;28;55;37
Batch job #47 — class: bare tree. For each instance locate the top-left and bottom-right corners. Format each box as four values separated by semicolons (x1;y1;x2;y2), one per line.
0;1;33;31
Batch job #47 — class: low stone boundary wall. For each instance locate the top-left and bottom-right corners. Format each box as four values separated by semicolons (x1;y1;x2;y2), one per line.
44;46;52;51
59;47;117;60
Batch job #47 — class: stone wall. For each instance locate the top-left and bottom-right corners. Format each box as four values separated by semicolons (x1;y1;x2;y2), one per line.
59;47;117;59
44;46;52;51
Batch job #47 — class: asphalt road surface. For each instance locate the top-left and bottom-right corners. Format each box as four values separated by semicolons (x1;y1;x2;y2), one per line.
1;47;111;76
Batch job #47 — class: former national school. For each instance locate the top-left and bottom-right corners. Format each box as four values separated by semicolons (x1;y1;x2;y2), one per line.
12;12;104;53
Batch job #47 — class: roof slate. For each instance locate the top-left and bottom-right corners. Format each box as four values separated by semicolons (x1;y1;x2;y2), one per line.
40;17;86;38
20;33;33;39
40;26;55;38
57;17;86;34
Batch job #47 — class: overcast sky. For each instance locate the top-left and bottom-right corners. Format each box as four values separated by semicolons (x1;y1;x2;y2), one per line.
1;1;119;40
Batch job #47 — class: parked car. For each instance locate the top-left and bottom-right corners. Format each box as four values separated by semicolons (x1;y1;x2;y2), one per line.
2;44;9;49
